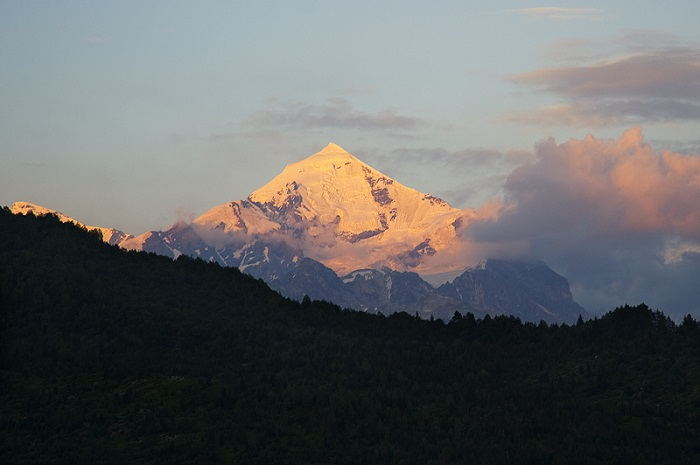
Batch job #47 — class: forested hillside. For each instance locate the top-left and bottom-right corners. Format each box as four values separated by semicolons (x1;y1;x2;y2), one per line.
1;208;699;465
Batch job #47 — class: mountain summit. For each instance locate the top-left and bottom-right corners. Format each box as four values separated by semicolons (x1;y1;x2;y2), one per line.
193;144;465;273
314;142;351;154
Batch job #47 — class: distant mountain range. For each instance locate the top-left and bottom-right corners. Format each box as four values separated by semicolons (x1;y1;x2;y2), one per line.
10;201;133;245
10;143;587;323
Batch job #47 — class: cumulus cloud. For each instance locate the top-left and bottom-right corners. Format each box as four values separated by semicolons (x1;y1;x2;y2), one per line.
245;98;426;132
505;7;602;20
483;128;700;238
508;32;700;126
463;128;700;318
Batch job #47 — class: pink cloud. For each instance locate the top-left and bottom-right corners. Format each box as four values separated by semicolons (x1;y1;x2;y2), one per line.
494;128;700;237
464;128;700;317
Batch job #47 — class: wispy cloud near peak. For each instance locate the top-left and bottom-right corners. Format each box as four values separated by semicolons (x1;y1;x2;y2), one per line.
245;98;426;133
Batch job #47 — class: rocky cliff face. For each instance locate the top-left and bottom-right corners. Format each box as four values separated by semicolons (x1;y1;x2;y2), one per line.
341;268;473;320
438;259;587;324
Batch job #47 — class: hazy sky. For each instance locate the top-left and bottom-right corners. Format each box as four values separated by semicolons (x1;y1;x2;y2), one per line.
1;0;698;232
2;1;700;317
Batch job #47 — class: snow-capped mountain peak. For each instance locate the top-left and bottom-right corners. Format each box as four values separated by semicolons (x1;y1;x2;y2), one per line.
315;142;351;155
189;143;466;273
248;144;460;234
248;142;371;209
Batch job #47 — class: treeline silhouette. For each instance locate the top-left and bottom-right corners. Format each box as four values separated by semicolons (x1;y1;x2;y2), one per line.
1;208;699;465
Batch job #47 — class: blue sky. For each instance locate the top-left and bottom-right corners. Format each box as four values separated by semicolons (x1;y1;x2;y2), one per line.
2;0;699;233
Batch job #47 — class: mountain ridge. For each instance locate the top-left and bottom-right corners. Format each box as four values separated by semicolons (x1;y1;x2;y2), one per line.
10;201;133;245
8;143;587;322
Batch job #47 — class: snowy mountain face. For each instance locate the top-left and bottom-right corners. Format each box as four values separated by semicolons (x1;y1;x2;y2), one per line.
9;202;132;245
192;143;467;274
8;144;587;323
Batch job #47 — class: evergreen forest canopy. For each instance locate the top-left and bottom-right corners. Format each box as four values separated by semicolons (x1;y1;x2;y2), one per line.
1;207;699;465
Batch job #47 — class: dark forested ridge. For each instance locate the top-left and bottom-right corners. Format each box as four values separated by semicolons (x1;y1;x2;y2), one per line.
1;208;699;465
